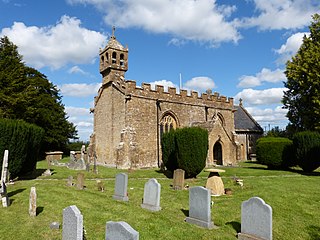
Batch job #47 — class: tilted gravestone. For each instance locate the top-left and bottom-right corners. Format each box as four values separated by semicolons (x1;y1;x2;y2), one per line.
113;173;129;201
76;173;85;190
185;186;215;229
1;150;9;183
29;187;37;217
1;181;10;207
238;197;272;240
141;178;161;211
173;169;185;190
105;221;139;240
62;205;83;240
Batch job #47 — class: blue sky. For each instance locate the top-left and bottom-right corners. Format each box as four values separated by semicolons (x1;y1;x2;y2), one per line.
1;0;319;141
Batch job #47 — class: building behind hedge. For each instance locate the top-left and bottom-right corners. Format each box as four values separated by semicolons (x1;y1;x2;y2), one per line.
89;31;263;169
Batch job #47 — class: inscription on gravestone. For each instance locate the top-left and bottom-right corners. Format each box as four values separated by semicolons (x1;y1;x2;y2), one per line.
113;173;129;201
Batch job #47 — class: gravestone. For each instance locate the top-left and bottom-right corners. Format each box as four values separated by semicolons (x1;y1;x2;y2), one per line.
173;169;185;190
1;181;10;207
68;150;86;170
238;197;272;240
62;205;83;240
1;150;9;183
141;178;161;211
113;173;129;201
97;180;105;192
67;176;73;187
76;173;85;190
185;186;215;229
105;221;139;240
50;221;60;229
29;187;37;217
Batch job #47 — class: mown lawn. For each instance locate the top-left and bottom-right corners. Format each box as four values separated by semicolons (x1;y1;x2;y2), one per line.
0;159;319;240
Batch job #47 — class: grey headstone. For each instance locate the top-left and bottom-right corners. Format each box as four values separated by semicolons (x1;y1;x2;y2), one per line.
62;205;83;240
1;150;9;183
238;197;272;240
185;186;214;229
50;221;60;229
29;187;37;217
141;178;161;211
1;181;10;207
113;173;129;201
173;169;185;190
105;221;139;240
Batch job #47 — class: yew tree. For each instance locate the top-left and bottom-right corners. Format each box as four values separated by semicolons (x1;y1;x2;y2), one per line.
0;36;77;152
283;14;320;132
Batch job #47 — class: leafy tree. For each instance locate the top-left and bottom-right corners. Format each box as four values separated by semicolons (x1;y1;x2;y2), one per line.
0;36;77;152
283;14;320;132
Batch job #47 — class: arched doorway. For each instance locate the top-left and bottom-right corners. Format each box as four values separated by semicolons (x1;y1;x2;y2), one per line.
213;141;223;165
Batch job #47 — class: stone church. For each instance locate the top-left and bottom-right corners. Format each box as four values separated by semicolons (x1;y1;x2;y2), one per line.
89;30;263;169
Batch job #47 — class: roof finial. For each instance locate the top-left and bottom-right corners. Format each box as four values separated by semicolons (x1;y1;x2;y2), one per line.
111;26;116;39
239;98;243;106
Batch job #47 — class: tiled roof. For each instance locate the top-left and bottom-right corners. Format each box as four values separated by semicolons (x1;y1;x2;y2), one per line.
234;105;263;133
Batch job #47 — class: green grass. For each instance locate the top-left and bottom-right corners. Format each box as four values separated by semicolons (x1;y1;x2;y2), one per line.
0;160;319;240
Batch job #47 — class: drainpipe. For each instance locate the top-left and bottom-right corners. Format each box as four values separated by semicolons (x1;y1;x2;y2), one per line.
156;100;161;168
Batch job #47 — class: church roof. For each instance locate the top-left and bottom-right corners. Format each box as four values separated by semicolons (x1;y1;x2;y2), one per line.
234;105;263;133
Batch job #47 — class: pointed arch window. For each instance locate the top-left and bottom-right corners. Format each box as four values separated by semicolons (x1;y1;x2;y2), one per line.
160;114;177;139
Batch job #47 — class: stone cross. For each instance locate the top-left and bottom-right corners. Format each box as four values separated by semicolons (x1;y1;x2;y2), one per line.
113;173;129;201
76;173;85;190
62;205;83;240
29;187;37;217
185;186;215;229
1;150;9;183
1;181;10;207
173;169;185;190
141;178;161;211
105;221;139;240
238;197;272;240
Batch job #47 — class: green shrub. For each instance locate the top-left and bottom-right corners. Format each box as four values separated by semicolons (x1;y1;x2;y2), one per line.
292;131;320;172
161;127;208;178
256;137;293;169
0;119;44;178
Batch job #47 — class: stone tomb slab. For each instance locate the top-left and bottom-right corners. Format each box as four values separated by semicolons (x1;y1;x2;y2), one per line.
141;178;161;211
62;205;83;240
238;197;272;240
173;169;185;190
113;173;129;201
105;221;139;240
185;186;216;229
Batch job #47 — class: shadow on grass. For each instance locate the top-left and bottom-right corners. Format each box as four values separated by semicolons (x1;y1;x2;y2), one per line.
8;188;26;197
307;225;320;240
36;206;44;216
155;169;173;179
288;168;320;176
181;208;189;217
226;221;241;233
19;169;52;180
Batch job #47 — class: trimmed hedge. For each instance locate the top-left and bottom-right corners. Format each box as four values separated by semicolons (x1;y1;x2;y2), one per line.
256;137;293;169
292;131;320;172
161;127;208;178
0;119;44;178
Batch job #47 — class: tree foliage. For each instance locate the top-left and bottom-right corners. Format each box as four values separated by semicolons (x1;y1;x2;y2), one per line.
283;14;320;132
0;36;77;152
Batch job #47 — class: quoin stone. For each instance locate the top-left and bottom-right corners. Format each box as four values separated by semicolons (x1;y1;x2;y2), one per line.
105;221;139;240
173;169;185;190
113;173;129;201
238;197;272;240
62;205;83;240
1;150;9;183
29;187;37;217
185;186;215;229
141;178;161;211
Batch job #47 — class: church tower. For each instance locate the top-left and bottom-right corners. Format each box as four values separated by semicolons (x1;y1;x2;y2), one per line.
99;27;128;84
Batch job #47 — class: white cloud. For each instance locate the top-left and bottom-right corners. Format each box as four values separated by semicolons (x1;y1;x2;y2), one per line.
275;32;310;64
149;80;178;92
67;0;241;45
59;83;101;97
68;66;86;75
237;0;319;30
237;68;286;88
234;88;287;105
0;15;107;69
245;106;288;127
184;76;216;92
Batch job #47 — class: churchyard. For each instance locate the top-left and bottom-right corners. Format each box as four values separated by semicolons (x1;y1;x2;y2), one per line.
0;158;319;240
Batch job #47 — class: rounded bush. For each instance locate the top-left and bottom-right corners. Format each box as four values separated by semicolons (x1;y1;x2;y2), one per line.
256;137;293;169
292;131;320;172
161;129;177;172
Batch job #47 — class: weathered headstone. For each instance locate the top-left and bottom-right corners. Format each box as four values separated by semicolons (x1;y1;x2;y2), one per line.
173;169;185;190
1;181;10;207
62;205;83;240
97;180;105;192
67;176;73;187
238;197;272;240
1;150;9;183
68;150;86;170
141;178;161;211
50;221;60;229
29;187;37;217
76;173;85;190
185;186;215;229
105;221;139;240
113;173;129;201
